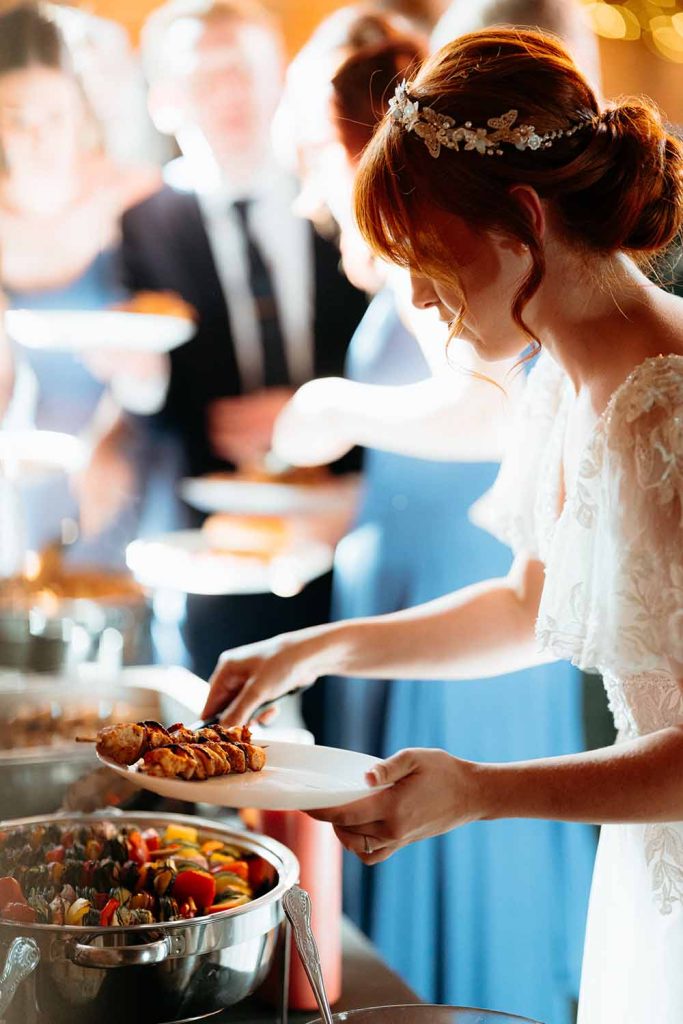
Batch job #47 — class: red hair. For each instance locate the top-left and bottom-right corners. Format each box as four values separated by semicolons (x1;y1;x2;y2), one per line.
354;28;683;344
329;12;427;161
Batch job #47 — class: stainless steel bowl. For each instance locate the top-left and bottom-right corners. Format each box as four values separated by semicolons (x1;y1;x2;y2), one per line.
0;811;299;1023
306;1007;544;1023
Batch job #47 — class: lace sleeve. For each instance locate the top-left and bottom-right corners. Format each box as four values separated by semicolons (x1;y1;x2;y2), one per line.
601;357;683;669
470;352;567;558
538;355;683;676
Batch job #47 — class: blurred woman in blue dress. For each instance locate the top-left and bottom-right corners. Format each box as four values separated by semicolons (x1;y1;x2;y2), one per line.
269;5;598;1021
0;2;165;567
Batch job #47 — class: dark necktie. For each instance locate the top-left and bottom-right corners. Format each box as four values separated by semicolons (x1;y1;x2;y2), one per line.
233;199;290;387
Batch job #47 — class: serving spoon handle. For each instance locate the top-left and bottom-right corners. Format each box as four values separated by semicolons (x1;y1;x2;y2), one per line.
283;885;335;1024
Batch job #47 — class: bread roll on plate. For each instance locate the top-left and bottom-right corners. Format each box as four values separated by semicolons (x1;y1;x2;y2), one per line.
202;513;293;558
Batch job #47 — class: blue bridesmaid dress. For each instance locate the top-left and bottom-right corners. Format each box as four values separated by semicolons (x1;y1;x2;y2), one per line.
323;289;595;1024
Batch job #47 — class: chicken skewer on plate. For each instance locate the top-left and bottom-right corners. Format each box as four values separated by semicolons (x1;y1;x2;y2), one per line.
141;739;266;780
92;720;261;768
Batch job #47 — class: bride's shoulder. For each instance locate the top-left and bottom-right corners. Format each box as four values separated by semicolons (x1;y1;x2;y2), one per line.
604;352;683;443
596;353;683;522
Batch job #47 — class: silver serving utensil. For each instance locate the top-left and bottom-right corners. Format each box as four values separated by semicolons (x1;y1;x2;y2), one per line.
283;885;334;1024
0;936;40;1022
189;681;314;732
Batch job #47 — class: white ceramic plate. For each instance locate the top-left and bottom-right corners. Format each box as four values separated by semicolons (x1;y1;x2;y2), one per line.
5;309;195;353
98;740;387;810
126;530;333;596
0;430;87;479
180;473;360;515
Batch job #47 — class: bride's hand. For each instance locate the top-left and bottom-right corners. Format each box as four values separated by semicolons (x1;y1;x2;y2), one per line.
310;749;487;863
202;632;323;724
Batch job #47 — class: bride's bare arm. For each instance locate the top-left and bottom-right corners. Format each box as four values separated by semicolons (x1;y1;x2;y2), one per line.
203;554;553;722
312;720;683;864
326;553;549;680
478;717;683;825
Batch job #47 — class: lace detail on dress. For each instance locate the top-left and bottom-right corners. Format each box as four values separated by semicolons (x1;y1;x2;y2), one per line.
477;353;683;917
536;355;683;677
602;671;683;739
645;824;683;914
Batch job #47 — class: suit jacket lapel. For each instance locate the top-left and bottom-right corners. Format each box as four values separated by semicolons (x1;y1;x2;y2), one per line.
169;190;227;317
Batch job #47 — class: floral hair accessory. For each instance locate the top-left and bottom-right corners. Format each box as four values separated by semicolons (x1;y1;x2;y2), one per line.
388;79;596;158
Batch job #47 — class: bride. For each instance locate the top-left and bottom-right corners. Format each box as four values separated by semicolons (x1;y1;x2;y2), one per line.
202;29;683;1022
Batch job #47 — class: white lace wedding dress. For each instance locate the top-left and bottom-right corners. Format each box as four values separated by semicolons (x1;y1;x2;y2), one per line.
473;352;683;1023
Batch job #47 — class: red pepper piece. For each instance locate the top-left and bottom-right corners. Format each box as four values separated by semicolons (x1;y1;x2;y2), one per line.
127;830;150;866
2;902;37;923
248;858;271;890
141;829;160;853
172;869;216;912
0;877;26;911
211;859;249;881
99;898;120;927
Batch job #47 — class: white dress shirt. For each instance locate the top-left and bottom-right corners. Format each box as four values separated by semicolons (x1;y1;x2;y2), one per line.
165;155;315;392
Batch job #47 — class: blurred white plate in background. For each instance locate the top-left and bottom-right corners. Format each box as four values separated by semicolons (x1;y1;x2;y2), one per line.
99;739;387;810
0;430;87;479
126;530;333;596
6;309;195;354
180;473;360;515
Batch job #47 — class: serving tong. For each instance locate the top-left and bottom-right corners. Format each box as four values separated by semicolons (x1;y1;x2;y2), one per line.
189;681;313;732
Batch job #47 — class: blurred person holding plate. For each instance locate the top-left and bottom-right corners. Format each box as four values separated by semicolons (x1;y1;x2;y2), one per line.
124;0;366;678
0;2;169;566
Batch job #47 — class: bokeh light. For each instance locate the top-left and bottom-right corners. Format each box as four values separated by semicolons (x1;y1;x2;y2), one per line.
582;0;683;59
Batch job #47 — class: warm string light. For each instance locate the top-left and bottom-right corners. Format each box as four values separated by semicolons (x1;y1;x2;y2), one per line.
582;0;683;61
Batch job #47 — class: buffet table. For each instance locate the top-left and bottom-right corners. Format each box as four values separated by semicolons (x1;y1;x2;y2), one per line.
227;917;422;1022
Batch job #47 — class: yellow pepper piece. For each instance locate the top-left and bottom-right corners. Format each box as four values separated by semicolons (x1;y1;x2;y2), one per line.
214;873;251;897
65;899;91;926
163;824;198;845
209;852;241;867
200;840;224;855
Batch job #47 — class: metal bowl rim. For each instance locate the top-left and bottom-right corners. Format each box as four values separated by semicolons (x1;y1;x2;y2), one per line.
306;1006;544;1024
0;809;299;934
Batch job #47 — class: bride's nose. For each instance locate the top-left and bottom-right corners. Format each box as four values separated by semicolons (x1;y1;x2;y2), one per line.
410;273;439;310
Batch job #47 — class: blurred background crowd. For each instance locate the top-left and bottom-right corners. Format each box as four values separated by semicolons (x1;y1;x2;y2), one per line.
0;0;681;1021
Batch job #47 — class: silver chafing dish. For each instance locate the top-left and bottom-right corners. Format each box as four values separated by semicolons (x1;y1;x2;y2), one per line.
0;667;207;818
0;591;152;672
0;810;299;1023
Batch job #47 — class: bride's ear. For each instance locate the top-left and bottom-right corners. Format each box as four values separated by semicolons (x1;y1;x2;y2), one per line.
509;184;546;243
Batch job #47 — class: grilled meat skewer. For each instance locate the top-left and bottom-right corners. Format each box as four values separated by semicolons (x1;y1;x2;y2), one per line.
141;739;266;780
96;720;254;766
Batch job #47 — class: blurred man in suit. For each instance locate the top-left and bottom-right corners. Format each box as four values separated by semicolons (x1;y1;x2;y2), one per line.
124;0;366;677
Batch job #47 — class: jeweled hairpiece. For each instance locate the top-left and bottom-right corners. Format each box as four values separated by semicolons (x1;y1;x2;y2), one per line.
388;80;595;158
